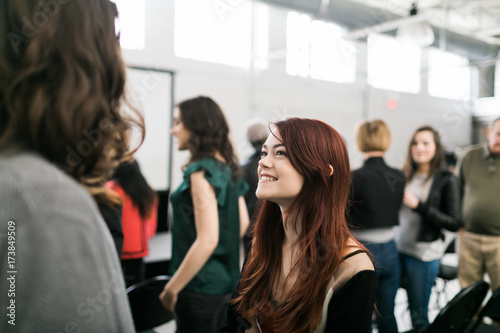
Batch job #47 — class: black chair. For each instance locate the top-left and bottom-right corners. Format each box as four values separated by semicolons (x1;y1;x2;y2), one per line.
126;275;173;331
427;280;489;333
466;285;500;333
404;281;489;333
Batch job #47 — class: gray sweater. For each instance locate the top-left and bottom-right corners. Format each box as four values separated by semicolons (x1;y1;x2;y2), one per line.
0;151;134;332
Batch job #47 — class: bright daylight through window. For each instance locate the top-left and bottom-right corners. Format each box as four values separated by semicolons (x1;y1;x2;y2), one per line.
367;34;421;94
114;0;146;51
287;11;356;83
174;0;268;69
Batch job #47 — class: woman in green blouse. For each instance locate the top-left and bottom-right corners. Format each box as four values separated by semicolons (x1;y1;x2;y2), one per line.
159;96;250;333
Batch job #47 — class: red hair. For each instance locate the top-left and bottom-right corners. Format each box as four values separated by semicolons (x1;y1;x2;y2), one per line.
233;118;363;332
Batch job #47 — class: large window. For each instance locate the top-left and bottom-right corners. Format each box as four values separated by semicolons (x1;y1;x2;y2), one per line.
174;0;268;68
367;34;421;94
114;0;146;50
428;49;471;100
286;12;356;83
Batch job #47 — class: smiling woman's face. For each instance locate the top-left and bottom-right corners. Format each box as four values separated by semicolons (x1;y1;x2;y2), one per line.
411;130;436;167
256;129;304;210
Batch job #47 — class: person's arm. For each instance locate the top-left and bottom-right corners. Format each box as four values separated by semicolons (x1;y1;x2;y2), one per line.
239;196;250;238
159;170;219;312
324;270;377;332
414;174;462;231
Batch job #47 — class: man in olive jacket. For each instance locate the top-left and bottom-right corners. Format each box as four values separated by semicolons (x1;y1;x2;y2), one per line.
456;117;500;291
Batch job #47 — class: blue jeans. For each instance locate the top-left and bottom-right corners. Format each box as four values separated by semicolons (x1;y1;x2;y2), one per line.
364;240;400;333
399;253;439;331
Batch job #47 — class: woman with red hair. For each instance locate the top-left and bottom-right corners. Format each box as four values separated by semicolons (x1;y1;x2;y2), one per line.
221;118;377;333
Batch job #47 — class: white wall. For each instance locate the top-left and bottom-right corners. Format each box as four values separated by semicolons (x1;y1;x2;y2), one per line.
121;0;473;190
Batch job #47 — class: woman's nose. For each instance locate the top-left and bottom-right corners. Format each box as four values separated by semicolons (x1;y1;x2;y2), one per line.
258;156;270;168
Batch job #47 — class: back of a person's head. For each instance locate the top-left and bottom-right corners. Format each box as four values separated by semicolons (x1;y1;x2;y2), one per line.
245;118;268;149
177;96;239;177
355;119;391;153
0;0;142;187
113;159;156;219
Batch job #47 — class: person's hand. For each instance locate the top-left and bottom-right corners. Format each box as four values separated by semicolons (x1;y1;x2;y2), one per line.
403;189;419;209
159;283;178;312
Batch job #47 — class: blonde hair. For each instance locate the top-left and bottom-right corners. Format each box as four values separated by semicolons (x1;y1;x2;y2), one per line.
355;119;391;153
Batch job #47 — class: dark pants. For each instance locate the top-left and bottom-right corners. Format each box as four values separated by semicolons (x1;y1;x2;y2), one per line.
175;290;231;333
364;240;400;333
121;258;145;288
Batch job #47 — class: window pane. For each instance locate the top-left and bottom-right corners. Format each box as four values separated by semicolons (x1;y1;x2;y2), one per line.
286;11;311;77
174;0;253;68
367;34;421;93
114;0;146;50
253;4;269;71
310;21;356;83
428;49;471;100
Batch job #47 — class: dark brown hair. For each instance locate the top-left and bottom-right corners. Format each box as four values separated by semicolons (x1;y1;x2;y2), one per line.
234;118;366;333
0;0;144;206
112;159;157;219
403;125;444;182
177;96;239;178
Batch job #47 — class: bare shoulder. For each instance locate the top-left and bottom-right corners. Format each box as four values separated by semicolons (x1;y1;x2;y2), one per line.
190;169;206;182
331;240;374;292
342;249;374;273
190;170;210;190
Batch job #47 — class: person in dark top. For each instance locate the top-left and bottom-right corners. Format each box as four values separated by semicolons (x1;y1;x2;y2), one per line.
348;119;405;333
159;96;250;333
241;118;269;255
97;201;124;256
221;118;376;333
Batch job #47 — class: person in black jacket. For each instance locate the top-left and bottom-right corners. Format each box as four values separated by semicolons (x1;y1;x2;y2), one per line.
348;119;405;333
396;125;462;332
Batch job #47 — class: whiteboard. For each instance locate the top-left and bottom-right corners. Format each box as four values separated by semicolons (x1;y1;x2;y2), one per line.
125;67;173;190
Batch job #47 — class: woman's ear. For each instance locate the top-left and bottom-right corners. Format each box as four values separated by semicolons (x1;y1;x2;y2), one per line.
329;164;334;176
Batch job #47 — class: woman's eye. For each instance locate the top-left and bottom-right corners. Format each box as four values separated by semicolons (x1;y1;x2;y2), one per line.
260;151;268;158
276;151;287;156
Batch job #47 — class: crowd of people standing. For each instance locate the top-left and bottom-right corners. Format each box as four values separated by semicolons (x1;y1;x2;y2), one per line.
1;1;499;331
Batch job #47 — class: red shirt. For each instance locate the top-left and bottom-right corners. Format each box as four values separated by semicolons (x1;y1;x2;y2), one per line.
108;181;158;260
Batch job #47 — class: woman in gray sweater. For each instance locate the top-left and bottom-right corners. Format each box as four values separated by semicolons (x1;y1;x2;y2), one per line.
396;126;462;332
0;1;142;331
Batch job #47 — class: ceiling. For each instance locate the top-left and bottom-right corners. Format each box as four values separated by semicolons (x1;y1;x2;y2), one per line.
256;0;500;64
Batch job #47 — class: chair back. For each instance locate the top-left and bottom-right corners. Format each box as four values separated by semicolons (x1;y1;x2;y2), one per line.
126;275;173;331
466;285;500;333
427;280;489;333
482;286;500;323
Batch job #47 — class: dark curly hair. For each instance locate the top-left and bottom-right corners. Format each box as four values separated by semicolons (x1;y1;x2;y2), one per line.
0;0;144;206
112;159;157;220
177;96;240;179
